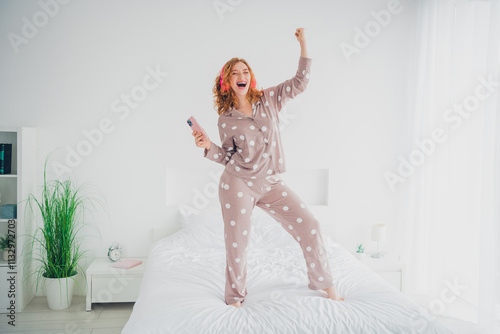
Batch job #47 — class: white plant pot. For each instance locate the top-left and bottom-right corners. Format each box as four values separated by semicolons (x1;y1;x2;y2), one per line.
355;252;366;260
44;272;77;310
2;249;8;261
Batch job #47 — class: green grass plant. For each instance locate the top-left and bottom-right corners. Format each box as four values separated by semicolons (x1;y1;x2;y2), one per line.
26;153;106;293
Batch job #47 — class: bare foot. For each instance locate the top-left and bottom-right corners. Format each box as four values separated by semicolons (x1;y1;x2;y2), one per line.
322;286;344;301
229;300;242;308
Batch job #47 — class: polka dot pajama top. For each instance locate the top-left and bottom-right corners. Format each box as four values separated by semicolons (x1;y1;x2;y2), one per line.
203;57;334;305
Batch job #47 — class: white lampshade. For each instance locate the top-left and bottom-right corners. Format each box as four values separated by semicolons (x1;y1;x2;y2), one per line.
371;224;387;242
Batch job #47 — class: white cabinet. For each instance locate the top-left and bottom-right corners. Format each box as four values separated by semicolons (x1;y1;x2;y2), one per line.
86;257;147;311
356;252;406;293
0;127;37;313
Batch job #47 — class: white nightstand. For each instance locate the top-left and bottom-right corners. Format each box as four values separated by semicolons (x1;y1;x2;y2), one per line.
355;252;406;293
86;257;146;311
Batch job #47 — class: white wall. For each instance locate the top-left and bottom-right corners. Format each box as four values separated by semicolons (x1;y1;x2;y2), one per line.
0;0;416;293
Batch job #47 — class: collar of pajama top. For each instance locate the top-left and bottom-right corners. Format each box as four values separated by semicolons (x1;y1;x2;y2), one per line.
204;57;312;180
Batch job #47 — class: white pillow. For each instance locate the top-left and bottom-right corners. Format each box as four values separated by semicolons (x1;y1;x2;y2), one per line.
249;214;298;248
179;211;225;248
179;210;297;249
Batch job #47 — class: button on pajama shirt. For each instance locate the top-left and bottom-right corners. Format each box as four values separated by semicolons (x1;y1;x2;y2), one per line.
204;57;334;305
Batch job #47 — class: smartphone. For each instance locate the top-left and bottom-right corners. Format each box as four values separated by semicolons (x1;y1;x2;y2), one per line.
187;116;209;142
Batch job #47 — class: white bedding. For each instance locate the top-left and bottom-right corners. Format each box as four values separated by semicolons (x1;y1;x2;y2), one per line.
122;213;454;334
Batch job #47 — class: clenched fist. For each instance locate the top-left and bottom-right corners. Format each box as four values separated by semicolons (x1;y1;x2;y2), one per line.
295;28;306;44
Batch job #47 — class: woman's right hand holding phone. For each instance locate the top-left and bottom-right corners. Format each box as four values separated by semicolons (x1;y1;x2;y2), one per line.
192;131;211;150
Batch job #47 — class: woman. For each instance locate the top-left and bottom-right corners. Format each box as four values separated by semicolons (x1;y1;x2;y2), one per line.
192;28;344;308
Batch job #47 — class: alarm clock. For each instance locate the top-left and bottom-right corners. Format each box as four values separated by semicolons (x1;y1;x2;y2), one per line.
108;242;122;262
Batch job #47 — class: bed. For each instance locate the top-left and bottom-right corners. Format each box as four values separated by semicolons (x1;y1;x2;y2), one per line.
122;210;454;334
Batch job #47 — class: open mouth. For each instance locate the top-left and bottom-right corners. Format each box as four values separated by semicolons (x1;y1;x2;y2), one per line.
236;81;247;89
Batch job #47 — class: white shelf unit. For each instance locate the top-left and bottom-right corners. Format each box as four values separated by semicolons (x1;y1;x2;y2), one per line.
0;127;37;313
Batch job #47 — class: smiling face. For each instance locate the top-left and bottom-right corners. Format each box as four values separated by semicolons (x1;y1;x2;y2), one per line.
229;62;251;97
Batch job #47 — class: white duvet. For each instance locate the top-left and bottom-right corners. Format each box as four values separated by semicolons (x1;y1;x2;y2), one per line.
122;213;454;334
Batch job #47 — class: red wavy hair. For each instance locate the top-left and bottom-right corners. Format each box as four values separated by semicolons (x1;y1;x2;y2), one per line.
213;58;264;115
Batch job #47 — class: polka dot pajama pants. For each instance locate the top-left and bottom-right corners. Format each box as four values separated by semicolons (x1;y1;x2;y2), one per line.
219;170;334;305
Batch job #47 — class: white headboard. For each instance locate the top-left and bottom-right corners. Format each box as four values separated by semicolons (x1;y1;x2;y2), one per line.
154;167;336;243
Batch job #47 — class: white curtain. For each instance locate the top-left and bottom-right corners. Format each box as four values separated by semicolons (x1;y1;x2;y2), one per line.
402;0;499;329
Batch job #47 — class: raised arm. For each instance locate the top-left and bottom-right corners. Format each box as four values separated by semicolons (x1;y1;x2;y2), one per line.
296;27;308;58
263;28;311;113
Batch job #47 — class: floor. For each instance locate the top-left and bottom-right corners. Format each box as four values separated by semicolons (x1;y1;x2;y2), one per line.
0;296;133;333
0;296;492;334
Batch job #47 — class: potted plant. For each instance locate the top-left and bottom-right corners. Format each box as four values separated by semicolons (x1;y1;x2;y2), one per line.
0;234;13;261
356;243;365;260
26;155;105;310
